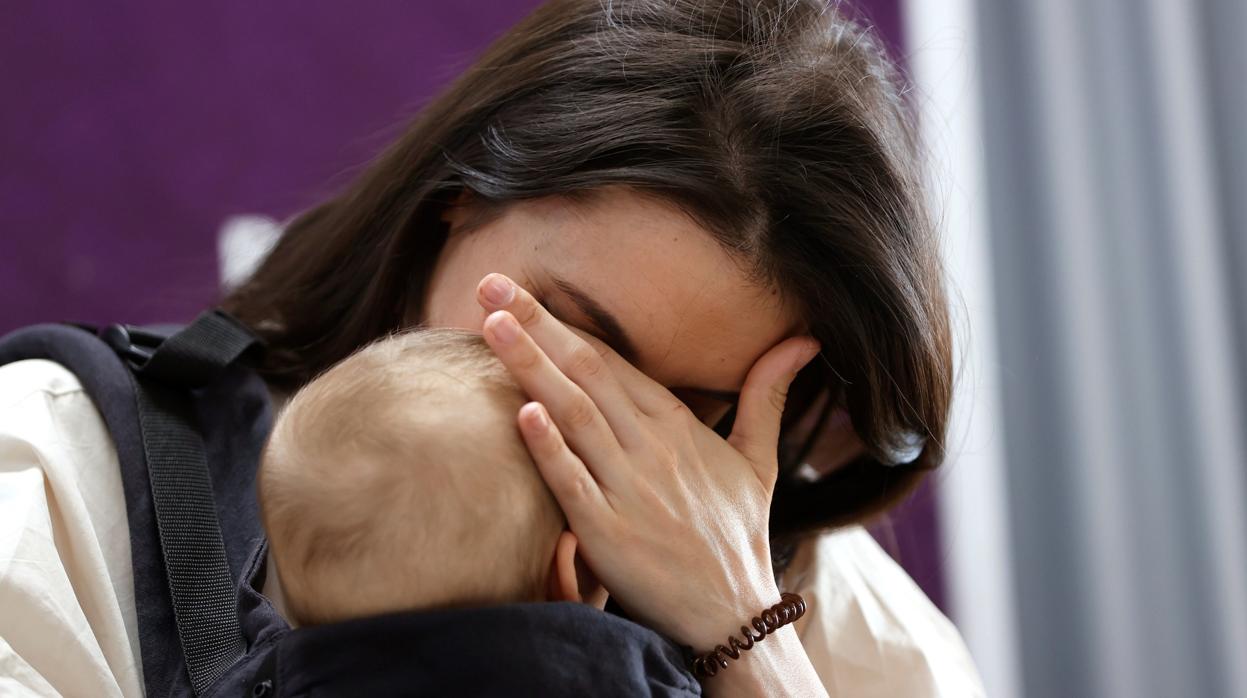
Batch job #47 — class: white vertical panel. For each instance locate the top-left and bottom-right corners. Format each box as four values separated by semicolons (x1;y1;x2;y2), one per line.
899;2;1021;696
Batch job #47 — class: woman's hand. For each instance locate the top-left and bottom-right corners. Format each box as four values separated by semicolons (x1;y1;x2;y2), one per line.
475;273;820;650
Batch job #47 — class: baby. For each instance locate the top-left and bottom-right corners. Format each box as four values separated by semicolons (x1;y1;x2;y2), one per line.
258;328;604;627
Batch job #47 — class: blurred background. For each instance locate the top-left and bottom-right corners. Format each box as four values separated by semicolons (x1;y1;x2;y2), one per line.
2;1;1243;696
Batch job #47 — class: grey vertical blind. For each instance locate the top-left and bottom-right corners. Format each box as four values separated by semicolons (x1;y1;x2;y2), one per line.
974;0;1247;696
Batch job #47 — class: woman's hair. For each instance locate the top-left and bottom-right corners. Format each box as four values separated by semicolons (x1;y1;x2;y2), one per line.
222;0;952;544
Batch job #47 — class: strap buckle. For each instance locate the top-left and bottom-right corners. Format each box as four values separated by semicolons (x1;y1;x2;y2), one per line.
102;323;169;371
100;311;261;388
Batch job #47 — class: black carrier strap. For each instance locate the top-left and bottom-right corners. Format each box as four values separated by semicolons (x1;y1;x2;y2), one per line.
104;311;261;694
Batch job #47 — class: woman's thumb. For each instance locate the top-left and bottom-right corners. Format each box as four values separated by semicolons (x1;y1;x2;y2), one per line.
727;336;821;476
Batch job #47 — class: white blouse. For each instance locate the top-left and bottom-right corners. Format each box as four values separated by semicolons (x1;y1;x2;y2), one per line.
0;358;984;696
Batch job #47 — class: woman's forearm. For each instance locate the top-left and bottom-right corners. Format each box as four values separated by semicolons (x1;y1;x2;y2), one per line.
701;627;828;698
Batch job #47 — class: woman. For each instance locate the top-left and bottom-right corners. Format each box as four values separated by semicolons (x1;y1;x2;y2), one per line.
0;0;982;695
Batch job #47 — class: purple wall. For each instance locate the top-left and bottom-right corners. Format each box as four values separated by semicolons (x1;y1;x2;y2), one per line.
0;2;537;333
0;0;943;610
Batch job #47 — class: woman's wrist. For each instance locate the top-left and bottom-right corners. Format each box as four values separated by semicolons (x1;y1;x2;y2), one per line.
674;569;782;650
688;593;807;679
672;574;827;697
698;623;828;698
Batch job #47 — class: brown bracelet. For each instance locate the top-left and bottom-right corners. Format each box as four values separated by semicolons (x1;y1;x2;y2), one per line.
689;592;808;679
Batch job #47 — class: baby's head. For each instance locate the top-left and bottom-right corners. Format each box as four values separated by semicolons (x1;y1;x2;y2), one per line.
259;329;598;626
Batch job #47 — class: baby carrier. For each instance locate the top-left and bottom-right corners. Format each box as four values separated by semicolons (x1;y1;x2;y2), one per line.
0;311;701;697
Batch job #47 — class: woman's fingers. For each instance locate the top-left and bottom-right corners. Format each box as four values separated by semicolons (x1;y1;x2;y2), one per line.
727;336;822;480
517;402;611;524
483;310;640;487
564;329;675;412
477;273;660;430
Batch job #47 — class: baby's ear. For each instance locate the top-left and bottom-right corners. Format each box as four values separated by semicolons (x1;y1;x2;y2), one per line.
547;530;608;609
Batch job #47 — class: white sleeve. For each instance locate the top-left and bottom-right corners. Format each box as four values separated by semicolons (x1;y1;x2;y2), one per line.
787;526;986;698
0;359;143;697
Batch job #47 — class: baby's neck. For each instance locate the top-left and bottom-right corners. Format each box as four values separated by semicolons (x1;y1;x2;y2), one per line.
261;548;296;627
260;381;297;625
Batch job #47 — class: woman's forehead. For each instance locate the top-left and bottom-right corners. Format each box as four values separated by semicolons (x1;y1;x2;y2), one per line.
530;192;798;392
593;286;794;394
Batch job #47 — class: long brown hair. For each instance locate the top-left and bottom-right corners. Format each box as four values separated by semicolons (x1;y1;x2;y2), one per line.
222;0;952;544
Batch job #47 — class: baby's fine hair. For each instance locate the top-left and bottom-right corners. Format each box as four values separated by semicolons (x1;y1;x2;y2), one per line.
258;329;564;626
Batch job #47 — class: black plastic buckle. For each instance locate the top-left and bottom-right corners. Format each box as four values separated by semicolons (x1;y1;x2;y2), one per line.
101;323;167;371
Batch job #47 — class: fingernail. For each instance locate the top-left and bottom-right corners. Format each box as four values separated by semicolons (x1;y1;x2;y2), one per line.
482;275;515;306
490;312;519;344
526;403;549;430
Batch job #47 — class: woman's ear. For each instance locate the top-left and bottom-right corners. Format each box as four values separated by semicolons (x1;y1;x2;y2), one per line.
440;189;475;230
546;530;608;609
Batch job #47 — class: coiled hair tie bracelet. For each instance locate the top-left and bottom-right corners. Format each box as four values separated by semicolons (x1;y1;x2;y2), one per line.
689;592;808;679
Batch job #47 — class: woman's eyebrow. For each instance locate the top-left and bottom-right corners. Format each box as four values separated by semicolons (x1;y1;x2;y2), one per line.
548;276;740;403
550;274;640;362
